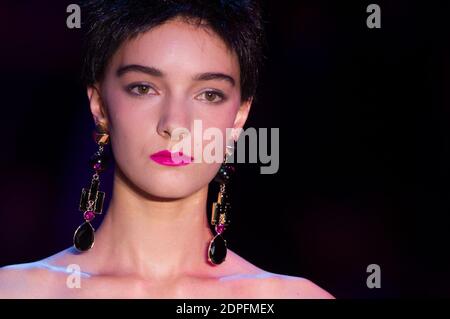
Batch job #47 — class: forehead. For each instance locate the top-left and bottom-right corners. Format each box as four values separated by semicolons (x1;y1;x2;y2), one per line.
111;17;240;80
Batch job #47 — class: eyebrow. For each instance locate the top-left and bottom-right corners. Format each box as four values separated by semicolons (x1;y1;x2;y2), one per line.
117;64;163;77
116;64;235;86
193;72;235;87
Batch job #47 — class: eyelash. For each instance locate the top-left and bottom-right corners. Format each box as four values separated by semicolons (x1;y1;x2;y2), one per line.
125;83;227;104
197;90;227;104
126;83;157;96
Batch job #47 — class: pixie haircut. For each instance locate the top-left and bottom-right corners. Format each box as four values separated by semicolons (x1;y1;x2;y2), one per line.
81;0;265;102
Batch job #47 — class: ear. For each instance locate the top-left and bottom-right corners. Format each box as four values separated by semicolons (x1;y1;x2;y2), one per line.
232;97;253;140
87;84;109;128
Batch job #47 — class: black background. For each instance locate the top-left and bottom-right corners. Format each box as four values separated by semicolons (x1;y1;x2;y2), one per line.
0;0;449;298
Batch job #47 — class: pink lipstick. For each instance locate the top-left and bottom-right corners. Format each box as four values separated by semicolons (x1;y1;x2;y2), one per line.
149;150;193;166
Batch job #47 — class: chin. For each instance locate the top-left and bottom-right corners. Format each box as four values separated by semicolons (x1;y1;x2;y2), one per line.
128;171;205;200
116;160;215;199
143;182;198;200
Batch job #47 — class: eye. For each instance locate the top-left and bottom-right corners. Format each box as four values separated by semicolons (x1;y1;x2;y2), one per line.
126;83;157;96
196;90;226;103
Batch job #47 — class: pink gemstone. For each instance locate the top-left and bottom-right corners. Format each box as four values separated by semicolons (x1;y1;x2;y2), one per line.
84;211;95;222
215;224;225;234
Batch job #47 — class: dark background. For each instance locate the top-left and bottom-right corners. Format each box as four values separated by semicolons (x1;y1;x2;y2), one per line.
0;0;449;298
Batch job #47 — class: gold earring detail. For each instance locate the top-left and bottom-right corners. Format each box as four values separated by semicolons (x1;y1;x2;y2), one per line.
208;144;235;265
73;123;110;251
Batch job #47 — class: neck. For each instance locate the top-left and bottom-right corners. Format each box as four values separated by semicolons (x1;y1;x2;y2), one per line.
89;167;216;280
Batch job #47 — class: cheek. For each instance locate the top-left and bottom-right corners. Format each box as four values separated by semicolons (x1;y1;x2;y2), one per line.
106;89;148;127
102;76;157;129
193;102;239;163
104;91;156;161
196;97;241;133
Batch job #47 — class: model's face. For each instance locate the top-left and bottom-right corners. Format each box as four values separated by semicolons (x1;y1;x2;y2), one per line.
89;18;251;198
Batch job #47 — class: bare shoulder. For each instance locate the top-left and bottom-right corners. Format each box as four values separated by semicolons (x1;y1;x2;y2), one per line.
0;248;79;298
0;262;55;298
258;273;335;299
223;250;334;299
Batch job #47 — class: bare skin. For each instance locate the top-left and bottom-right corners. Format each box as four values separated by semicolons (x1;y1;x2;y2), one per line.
0;181;333;298
0;247;333;299
0;17;334;299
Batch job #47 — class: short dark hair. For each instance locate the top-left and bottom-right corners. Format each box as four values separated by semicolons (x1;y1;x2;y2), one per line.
81;0;265;102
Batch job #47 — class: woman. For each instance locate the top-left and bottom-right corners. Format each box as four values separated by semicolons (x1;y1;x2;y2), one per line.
0;0;333;298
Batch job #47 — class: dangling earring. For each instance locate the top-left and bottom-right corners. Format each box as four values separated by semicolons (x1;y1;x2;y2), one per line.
208;143;235;265
73;123;110;252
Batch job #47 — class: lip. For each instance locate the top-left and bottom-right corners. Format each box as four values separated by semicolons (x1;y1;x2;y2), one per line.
149;150;193;166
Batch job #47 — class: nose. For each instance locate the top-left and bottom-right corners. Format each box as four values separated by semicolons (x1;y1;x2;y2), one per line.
156;96;191;142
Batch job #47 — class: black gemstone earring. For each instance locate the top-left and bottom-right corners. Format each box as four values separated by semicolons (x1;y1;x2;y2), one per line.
208;144;235;265
73;123;109;252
